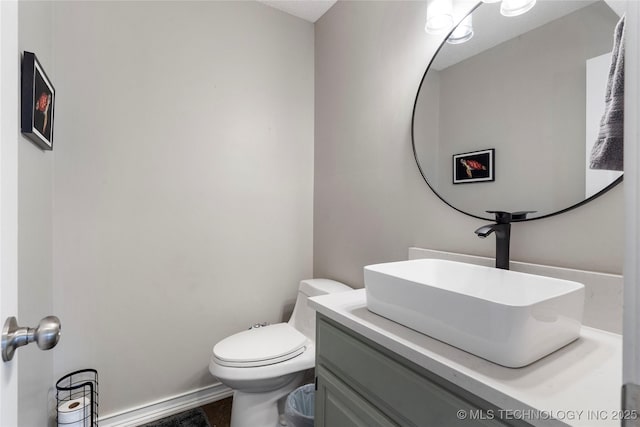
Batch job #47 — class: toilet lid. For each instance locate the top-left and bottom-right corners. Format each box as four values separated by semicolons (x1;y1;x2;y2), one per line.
213;323;308;368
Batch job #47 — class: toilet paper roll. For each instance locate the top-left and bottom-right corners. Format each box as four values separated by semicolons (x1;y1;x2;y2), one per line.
58;397;91;427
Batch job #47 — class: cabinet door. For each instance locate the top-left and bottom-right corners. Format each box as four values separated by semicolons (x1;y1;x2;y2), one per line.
316;366;398;427
316;315;523;427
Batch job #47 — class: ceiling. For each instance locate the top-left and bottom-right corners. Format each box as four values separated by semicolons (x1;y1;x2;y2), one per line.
257;0;337;23
431;0;610;70
257;0;625;27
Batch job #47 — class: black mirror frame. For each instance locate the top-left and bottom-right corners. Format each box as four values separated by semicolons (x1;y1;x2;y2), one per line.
410;2;623;222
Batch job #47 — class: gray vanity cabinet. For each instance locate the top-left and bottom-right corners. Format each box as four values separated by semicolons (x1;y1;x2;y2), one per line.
315;314;531;427
316;365;397;427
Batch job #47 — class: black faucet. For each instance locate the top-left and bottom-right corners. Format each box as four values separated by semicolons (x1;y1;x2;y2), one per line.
474;211;536;270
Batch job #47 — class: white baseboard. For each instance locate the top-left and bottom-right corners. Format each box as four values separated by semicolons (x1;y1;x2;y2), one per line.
98;383;233;427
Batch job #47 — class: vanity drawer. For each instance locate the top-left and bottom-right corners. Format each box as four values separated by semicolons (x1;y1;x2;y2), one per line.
316;314;525;427
316;365;397;427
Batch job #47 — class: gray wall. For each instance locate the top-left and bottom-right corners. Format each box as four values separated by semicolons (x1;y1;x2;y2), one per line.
51;1;314;416
314;0;624;288
18;2;55;426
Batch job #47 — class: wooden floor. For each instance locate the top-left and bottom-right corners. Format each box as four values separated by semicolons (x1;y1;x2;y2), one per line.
201;397;233;427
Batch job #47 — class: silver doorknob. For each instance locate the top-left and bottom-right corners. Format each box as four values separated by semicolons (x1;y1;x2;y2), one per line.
2;316;61;362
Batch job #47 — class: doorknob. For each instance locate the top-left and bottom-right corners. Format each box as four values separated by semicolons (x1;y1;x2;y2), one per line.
1;316;61;362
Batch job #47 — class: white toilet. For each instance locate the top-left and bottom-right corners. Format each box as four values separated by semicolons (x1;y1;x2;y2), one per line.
209;278;351;427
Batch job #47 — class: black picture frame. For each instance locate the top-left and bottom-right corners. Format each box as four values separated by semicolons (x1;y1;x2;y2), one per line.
453;149;495;184
21;51;55;151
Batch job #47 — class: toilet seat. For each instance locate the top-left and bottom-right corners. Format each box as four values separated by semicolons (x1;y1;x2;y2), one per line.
213;323;308;368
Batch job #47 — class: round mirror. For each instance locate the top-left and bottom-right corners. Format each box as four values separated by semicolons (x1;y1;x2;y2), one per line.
412;0;624;221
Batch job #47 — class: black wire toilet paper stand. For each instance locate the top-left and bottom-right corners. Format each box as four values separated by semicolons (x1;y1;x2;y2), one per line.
56;369;99;426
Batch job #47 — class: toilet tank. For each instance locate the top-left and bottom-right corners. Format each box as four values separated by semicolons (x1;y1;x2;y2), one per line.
288;279;351;341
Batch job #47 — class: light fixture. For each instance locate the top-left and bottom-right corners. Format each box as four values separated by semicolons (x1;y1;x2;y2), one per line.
500;0;536;17
481;0;501;3
447;14;473;44
425;0;453;34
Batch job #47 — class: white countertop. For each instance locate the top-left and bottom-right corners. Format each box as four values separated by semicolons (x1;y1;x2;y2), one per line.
310;289;623;427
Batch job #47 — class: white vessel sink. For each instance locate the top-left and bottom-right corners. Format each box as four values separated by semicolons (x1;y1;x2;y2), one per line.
364;259;584;368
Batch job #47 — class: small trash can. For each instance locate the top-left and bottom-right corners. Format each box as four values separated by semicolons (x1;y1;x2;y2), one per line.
284;383;315;427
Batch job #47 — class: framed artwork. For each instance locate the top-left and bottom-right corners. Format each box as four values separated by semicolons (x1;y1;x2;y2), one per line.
21;51;55;150
453;149;494;184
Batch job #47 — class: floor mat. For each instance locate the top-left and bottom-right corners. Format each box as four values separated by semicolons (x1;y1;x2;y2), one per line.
140;407;211;427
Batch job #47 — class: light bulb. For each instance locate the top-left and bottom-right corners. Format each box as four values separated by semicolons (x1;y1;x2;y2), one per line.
500;0;536;17
447;14;474;44
425;0;453;34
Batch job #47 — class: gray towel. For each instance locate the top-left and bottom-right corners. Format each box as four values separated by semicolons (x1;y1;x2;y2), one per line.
590;15;625;171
